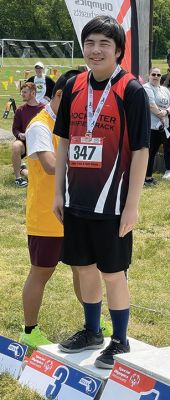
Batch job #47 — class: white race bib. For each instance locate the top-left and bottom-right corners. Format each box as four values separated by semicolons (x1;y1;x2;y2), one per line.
69;136;103;168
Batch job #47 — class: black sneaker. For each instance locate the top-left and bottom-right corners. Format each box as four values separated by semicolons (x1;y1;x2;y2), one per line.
15;178;27;188
59;329;104;353
144;178;157;187
95;337;130;369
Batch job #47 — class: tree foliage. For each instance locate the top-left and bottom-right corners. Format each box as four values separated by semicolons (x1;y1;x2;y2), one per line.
0;0;169;58
152;0;170;57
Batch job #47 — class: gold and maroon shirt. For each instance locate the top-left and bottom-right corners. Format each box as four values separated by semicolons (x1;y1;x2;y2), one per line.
54;70;150;217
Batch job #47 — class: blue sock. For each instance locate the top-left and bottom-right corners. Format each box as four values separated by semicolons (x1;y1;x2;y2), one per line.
109;308;130;345
83;301;102;334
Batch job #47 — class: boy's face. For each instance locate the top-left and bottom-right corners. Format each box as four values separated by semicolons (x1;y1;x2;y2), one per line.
83;33;121;80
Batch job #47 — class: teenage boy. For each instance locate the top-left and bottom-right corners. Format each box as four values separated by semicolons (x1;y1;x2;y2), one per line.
53;16;150;369
19;70;80;348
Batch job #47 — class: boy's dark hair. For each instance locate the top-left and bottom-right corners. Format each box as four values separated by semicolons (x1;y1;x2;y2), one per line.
81;15;126;64
52;70;81;97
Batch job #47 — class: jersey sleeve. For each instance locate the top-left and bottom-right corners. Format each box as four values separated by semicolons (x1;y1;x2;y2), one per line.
124;80;151;151
53;77;76;138
26;123;54;160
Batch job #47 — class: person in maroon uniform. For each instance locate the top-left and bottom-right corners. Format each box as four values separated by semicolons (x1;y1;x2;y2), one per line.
12;82;44;187
53;16;150;369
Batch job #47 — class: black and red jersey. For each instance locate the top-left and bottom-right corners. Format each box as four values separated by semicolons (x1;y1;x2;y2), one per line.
54;70;150;217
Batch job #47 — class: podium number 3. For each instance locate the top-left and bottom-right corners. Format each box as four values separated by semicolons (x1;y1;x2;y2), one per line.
46;365;69;399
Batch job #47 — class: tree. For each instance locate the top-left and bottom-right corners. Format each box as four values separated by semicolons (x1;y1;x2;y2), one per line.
0;0;169;59
152;0;170;58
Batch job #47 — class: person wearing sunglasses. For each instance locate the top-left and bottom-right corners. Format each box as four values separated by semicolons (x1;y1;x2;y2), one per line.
143;67;170;185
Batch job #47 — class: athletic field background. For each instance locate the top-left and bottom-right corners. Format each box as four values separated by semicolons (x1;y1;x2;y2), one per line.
0;58;168;132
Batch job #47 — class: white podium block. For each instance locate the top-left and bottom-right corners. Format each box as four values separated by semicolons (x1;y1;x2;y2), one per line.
38;337;155;381
36;337;155;399
0;335;27;379
100;347;170;399
19;350;103;399
114;347;170;385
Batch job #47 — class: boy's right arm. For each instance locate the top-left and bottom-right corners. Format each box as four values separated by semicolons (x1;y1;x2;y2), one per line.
53;137;69;224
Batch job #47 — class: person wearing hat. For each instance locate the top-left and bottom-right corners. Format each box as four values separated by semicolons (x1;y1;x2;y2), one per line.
27;61;55;105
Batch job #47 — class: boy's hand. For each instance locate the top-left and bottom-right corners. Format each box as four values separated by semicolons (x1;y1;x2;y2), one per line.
53;195;64;224
119;206;138;237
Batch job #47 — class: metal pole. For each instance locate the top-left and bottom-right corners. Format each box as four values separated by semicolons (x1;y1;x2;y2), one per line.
149;0;154;70
1;39;4;67
72;41;74;67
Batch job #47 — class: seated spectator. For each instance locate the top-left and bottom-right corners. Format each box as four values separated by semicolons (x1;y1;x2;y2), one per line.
12;82;44;187
143;67;170;185
27;62;55;104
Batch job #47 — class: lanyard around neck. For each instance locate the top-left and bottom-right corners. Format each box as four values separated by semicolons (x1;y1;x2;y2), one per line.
87;64;121;134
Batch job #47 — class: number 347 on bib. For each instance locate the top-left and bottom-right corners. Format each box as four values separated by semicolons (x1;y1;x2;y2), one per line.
69;136;103;168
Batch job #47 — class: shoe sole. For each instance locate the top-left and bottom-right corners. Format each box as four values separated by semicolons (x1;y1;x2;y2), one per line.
95;359;114;369
58;342;104;353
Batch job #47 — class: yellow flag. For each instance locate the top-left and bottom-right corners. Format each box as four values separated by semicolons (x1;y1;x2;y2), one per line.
2;81;9;90
9;76;14;84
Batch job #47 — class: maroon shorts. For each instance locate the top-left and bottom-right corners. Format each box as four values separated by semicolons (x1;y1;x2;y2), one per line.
28;235;63;267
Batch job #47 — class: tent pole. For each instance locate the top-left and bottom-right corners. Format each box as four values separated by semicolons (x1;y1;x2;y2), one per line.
149;0;154;70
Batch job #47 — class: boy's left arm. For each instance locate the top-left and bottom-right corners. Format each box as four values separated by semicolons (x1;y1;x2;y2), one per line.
119;148;149;237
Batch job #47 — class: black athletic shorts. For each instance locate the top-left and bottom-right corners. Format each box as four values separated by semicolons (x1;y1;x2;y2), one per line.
61;211;132;273
28;236;63;267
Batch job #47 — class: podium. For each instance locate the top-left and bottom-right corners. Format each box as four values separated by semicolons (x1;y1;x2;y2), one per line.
18;338;170;399
100;347;170;399
38;337;155;382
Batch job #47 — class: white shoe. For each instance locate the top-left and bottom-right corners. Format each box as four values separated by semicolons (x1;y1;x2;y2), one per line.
162;170;170;179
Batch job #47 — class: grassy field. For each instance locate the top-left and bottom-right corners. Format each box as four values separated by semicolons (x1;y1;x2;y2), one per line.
0;141;170;398
0;59;170;398
0;58;84;132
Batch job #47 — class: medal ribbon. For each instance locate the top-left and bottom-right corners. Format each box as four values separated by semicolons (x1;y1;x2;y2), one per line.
87;64;121;135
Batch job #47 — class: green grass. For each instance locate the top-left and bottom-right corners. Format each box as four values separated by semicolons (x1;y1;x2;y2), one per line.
0;58;84;131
